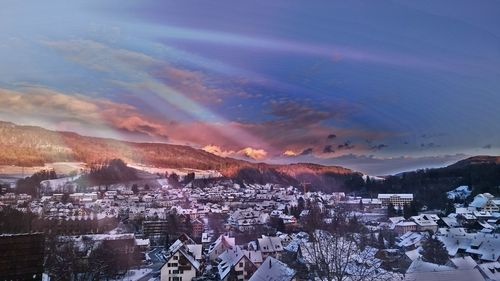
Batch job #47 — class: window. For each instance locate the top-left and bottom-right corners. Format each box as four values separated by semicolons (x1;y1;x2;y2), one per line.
239;262;243;267
173;256;179;260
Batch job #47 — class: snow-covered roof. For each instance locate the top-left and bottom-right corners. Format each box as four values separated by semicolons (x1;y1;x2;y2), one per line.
208;235;235;254
438;229;500;261
248;256;295;281
470;193;494;209
162;239;201;271
378;194;413;199
404;268;485;281
405;249;421;261
397;232;427;248
258;236;284;253
406;259;455;273
448;256;477;270
217;246;249;279
187;244;203;260
477;262;500;281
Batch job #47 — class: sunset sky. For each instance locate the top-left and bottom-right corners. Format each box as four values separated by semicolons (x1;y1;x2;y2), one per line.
1;0;499;175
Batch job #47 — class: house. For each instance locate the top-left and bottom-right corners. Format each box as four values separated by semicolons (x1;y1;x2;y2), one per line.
470;193;500;212
397;232;428;249
411;215;438;233
191;218;204;239
161;239;201;281
248;256;296;281
217;246;258;281
437;228;500;262
394;221;417;235
229;208;265;231
257;235;284;259
207;235;236;261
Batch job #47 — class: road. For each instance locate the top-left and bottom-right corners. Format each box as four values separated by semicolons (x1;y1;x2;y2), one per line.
136;247;165;281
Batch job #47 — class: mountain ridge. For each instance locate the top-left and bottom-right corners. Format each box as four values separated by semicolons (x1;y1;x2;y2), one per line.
0;121;357;190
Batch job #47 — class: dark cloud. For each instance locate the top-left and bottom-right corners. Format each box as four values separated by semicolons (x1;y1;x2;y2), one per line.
300;147;314;155
420;133;446;139
327;134;337;140
267;99;334;128
420;142;440;148
482;144;492;149
337;141;355;150
371;144;388;151
323;145;335;153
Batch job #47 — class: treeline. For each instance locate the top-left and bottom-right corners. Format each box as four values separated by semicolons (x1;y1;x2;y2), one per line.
16;169;57;196
356;162;500;210
76;159;139;187
0;206;38;233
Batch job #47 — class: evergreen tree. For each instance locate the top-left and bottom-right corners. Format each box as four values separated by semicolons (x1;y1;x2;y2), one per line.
378;232;385;249
421;237;449;265
387;202;397;217
370;231;377;247
131;184;139;194
359;230;368;251
403;204;411;219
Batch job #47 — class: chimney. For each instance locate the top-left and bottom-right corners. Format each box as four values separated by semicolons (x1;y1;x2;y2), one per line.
269;258;272;268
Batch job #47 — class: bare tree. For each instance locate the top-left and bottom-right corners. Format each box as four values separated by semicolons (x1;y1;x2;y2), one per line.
301;230;398;281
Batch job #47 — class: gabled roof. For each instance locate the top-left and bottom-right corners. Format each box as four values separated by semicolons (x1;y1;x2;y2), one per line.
248;256;295;281
217;246;254;280
257;236;283;253
162;239;201;271
208;235;235;254
448;256;477;270
477;261;500;281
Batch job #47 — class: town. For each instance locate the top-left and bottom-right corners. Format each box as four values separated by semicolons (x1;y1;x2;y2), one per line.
1;160;499;281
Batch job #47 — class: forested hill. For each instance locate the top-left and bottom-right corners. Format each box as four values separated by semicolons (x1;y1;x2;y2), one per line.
357;156;500;210
0;121;359;191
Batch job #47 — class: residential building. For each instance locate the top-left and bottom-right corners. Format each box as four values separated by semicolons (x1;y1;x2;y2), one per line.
207;235;236;261
160;239;201;281
217;246;258;281
378;194;413;208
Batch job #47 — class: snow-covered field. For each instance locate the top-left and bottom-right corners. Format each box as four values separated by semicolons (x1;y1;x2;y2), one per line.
128;164;222;179
0;162;85;178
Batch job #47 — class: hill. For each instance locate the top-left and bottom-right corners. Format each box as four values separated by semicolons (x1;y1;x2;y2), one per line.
360;156;500;210
0;121;359;191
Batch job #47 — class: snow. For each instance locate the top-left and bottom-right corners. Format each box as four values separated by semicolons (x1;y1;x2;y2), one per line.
127;164;222;179
447;185;471;200
110;268;153;281
248;257;295;281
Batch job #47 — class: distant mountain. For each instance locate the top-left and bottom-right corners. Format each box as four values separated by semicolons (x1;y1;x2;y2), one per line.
446;155;500;169
0;121;358;191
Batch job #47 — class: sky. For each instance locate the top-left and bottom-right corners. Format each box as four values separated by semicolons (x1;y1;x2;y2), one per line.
0;0;499;175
